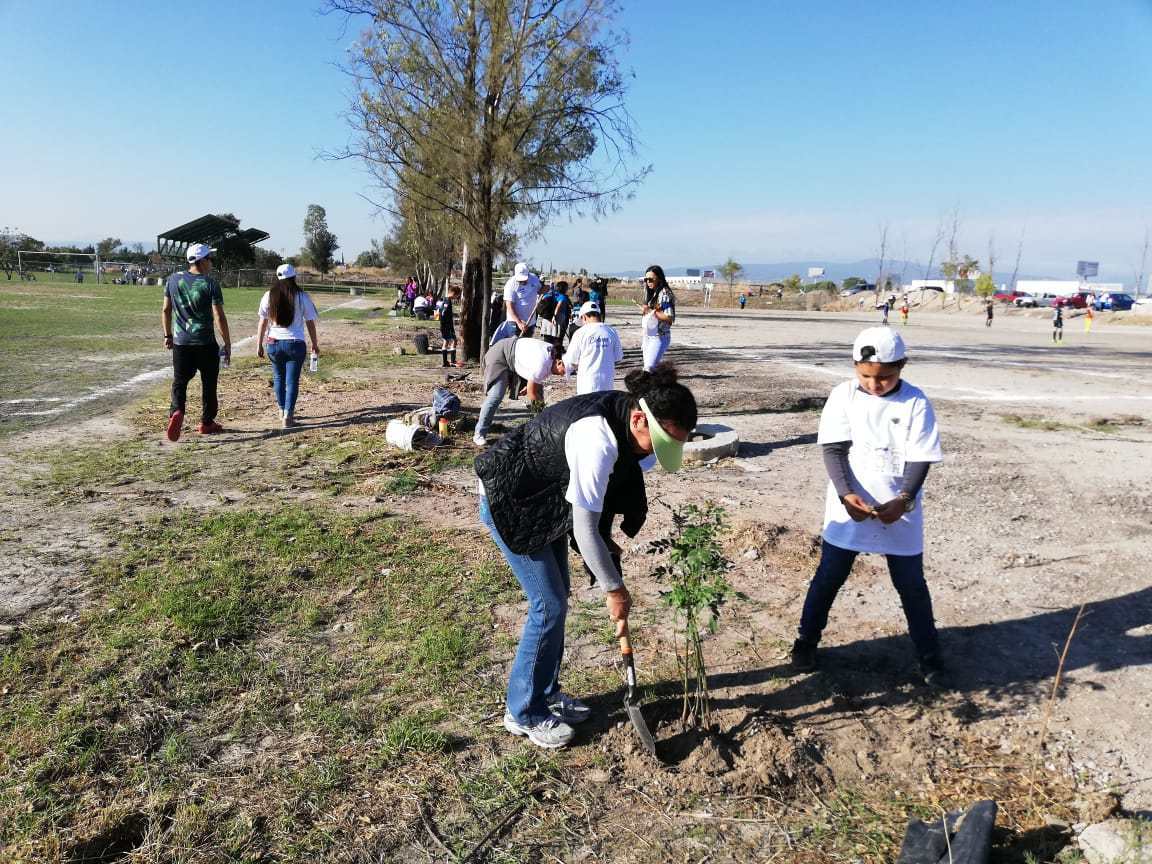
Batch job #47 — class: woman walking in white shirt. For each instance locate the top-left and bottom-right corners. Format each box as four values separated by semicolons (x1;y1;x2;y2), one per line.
257;264;320;429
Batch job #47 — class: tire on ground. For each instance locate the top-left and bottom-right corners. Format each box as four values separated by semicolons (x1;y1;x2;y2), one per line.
682;424;740;463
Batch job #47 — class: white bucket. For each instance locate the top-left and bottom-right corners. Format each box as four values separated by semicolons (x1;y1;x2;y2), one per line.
386;419;432;450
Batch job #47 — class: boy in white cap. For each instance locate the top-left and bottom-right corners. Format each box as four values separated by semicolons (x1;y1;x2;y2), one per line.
562;302;623;394
791;327;947;686
162;243;231;441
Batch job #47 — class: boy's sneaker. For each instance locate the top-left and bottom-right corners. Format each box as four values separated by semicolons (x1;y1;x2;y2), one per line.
197;421;225;435
165;410;184;442
472;433;486;447
790;638;818;672
547;693;591;724
919;655;951;690
503;713;575;749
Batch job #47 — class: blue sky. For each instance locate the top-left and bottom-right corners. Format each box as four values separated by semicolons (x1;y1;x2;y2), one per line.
3;0;1151;282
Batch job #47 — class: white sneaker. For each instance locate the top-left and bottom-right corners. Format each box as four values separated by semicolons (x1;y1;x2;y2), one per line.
473;433;487;447
548;693;591;724
503;713;574;749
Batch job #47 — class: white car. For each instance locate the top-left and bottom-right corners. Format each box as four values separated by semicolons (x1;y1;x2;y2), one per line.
1015;291;1056;308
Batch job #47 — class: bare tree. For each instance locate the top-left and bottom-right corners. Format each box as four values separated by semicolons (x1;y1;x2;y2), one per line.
1135;226;1149;298
874;220;889;293
986;231;997;289
922;214;948;285
1009;227;1026;292
326;0;648;360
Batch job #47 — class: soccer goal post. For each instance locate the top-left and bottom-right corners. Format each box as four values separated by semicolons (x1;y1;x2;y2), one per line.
16;250;102;282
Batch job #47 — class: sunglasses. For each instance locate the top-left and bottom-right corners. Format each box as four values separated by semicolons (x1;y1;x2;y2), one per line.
643;277;656;283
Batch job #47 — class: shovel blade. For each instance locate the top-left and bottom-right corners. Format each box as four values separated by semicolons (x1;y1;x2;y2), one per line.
625;701;658;758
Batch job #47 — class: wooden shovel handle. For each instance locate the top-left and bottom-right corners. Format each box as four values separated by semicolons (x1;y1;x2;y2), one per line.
615;617;633;656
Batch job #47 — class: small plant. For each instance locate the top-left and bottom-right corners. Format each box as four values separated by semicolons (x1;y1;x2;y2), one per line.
649;503;741;727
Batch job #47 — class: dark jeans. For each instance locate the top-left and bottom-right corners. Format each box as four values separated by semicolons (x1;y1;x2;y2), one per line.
798;539;939;659
267;339;307;415
170;343;219;423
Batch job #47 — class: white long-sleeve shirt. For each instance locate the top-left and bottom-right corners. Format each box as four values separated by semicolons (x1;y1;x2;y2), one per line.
563;322;623;394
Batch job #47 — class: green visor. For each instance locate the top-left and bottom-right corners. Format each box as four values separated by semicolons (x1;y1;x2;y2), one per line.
639;398;684;473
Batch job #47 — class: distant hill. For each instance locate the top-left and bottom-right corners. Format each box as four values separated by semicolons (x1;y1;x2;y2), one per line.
610;259;1053;284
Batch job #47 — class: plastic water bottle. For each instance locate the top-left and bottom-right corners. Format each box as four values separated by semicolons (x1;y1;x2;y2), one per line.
219;347;230;370
309;352;319;373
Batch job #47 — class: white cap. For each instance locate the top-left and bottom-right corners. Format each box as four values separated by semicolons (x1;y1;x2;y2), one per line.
186;243;215;263
852;327;907;363
579;301;601;317
513;262;530;282
276;263;297;280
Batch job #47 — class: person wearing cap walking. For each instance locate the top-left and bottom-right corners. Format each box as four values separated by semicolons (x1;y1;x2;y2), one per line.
562;301;623;395
475;364;697;748
256;263;320;429
162;243;231;441
790;327;948;688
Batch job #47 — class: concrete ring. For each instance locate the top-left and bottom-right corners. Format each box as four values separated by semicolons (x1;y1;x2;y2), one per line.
683;424;740;463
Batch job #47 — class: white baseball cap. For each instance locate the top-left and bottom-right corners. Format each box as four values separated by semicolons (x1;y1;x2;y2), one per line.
579;301;601;317
186;243;215;263
513;262;530;282
852;327;907;363
276;263;297;280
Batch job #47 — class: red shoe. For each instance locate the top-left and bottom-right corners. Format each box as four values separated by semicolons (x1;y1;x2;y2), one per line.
197;420;225;434
166;410;184;442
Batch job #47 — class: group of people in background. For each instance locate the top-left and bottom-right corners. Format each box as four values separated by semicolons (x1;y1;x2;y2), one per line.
472;262;677;446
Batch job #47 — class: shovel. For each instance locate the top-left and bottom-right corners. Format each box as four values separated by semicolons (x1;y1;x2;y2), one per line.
616;617;658;758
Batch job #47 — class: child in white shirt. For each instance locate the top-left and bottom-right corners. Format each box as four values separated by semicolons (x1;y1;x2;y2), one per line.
791;327;947;686
563;302;623;394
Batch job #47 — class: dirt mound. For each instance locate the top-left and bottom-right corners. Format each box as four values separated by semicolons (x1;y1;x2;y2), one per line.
600;707;830;798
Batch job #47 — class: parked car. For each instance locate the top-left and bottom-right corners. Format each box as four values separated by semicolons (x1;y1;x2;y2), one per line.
994;290;1030;304
1093;292;1135;311
1051;293;1092;309
1015;291;1056;307
839;284;875;296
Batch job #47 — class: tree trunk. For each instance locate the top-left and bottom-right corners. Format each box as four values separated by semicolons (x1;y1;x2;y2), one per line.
460;255;483;360
479;247;494;364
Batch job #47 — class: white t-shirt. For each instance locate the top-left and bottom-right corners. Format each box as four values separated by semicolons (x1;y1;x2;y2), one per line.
817;380;943;556
512;337;555;384
564;322;623;394
503;274;541;324
259;290;319;342
413;295;430;310
564;416;656;512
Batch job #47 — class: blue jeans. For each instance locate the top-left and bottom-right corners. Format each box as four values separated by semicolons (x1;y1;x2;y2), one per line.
475;378;509;439
642;333;670;371
267;339;307;415
798;539;939;659
479;496;570;725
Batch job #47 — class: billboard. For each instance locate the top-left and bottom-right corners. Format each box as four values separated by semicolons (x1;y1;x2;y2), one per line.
1076;260;1099;278
685;268;701;277
702;269;715;278
807;267;825;278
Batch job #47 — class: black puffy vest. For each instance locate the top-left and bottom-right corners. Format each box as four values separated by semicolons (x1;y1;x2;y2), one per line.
475;391;648;555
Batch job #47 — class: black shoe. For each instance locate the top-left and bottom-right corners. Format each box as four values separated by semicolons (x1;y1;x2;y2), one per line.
791;639;817;672
919;654;951;690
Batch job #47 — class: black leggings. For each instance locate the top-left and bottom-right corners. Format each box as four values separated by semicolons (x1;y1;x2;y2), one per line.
170;343;219;423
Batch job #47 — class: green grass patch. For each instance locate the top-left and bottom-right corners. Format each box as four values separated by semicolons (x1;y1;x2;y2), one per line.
0;504;524;858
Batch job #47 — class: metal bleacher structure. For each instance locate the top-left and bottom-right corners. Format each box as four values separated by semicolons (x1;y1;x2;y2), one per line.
156;214;269;261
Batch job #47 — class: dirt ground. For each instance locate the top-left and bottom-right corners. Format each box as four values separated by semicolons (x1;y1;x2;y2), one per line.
2;299;1150;860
